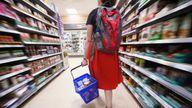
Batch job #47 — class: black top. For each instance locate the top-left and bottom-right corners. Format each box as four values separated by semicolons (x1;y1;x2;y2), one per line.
86;8;98;33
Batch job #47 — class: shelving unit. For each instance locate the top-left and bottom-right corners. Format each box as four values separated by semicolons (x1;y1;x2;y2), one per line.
63;30;86;56
137;1;192;29
123;81;148;108
12;5;58;29
121;67;173;108
122;29;137;37
16;24;59;38
119;51;192;73
0;78;33;98
120;57;192;102
27;52;62;61
16;0;57;23
123;16;139;27
32;60;63;77
119;0;192;107
23;41;60;45
0;68;31;81
121;37;192;45
0;0;67;107
0;56;28;65
0;28;20;35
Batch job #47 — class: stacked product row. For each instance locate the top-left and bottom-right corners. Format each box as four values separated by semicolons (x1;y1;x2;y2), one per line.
0;0;65;108
118;0;192;108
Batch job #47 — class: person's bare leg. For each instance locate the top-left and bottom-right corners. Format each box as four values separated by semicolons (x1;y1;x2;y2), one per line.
104;90;112;108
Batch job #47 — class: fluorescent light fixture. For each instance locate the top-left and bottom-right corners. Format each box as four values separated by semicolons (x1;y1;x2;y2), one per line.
66;8;78;14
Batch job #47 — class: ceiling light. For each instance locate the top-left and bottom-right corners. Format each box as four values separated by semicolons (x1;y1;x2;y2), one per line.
66;8;78;14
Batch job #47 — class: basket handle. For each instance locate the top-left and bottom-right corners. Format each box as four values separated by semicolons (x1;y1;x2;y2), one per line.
70;64;82;80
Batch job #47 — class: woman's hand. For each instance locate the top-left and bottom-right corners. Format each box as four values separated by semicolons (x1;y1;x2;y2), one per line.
81;58;88;66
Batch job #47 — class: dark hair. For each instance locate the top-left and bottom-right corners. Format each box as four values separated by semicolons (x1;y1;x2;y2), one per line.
101;0;117;7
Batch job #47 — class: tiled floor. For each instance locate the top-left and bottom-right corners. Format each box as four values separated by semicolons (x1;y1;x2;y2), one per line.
22;57;140;108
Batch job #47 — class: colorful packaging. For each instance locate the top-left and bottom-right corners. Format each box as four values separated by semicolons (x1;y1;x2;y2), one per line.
178;13;192;38
162;18;179;39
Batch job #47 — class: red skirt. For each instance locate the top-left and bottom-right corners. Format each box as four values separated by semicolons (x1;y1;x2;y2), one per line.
87;42;123;90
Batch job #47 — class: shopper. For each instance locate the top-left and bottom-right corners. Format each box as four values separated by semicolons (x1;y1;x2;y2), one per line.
82;0;122;108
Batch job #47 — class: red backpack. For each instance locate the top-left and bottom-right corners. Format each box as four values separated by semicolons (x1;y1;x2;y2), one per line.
91;6;122;58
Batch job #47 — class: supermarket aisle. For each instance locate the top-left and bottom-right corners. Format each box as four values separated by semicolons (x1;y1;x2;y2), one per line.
23;57;140;108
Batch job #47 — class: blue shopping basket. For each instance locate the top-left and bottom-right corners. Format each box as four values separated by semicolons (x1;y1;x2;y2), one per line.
70;65;99;104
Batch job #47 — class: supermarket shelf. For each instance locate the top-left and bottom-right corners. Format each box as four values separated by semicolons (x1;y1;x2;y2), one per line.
137;1;192;29
0;78;33;98
9;67;66;108
122;30;137;37
32;0;56;15
122;2;139;19
121;67;172;108
120;0;135;14
120;57;192;102
37;67;65;90
32;60;63;77
0;44;24;48
23;41;60;45
0;56;28;65
18;0;57;23
0;68;31;81
12;5;58;29
120;38;192;45
2;0;13;4
123;16;139;27
9;89;37;108
123;81;148;108
28;52;62;61
138;0;156;12
0;13;16;22
17;25;59;38
0;28;20;35
119;51;192;73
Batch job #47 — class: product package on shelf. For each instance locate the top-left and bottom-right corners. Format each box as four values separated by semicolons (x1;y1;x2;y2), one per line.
27;55;61;74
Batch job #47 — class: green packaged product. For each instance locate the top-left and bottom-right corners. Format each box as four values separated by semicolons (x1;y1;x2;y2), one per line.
149;23;163;40
0;51;11;59
0;66;9;75
160;95;180;108
11;50;24;57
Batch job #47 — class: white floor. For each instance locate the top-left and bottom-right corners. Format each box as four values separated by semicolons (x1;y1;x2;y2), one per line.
22;57;140;108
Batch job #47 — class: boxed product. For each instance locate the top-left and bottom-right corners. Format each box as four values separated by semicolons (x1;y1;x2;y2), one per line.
20;33;30;42
148;23;163;40
139;8;148;24
177;13;192;38
0;51;11;59
139;27;151;41
0;66;10;75
162;18;180;39
11;50;24;57
0;79;10;90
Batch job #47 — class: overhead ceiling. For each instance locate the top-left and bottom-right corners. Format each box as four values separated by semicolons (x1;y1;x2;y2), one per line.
51;0;98;16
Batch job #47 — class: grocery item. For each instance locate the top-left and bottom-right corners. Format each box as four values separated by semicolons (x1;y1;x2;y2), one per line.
0;66;9;75
139;27;151;41
149;23;163;40
20;33;30;42
0;51;11;59
139;8;148;24
162;18;180;39
177;13;192;38
11;50;24;57
0;79;10;90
